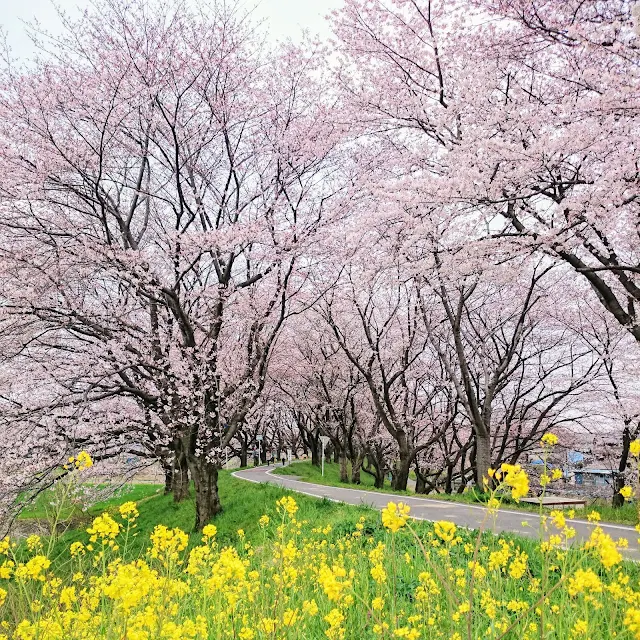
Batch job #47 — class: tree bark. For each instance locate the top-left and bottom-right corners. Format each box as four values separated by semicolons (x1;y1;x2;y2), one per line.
351;454;363;484
339;449;349;483
445;464;454;494
392;449;411;491
414;461;427;494
311;441;320;466
163;462;173;495
612;425;631;508
172;444;190;503
190;459;222;531
475;433;491;490
239;439;248;468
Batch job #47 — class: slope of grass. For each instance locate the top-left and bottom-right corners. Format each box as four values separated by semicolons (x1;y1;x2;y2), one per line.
18;483;163;520
28;470;376;572
4;467;640;639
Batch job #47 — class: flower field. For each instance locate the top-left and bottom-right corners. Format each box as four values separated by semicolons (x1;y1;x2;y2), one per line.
1;465;640;640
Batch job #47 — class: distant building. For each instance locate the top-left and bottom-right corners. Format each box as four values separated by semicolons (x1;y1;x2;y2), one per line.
573;468;614;487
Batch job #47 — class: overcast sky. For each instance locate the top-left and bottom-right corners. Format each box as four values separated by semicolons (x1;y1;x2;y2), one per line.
0;0;342;59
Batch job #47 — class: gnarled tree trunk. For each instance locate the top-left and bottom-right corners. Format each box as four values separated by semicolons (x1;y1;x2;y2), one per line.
613;425;632;508
189;457;222;531
172;441;190;503
474;432;491;490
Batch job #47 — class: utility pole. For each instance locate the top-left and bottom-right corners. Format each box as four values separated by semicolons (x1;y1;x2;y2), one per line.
320;436;330;477
257;434;263;465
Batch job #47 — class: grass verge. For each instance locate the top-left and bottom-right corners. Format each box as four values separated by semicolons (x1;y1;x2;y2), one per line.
274;461;640;526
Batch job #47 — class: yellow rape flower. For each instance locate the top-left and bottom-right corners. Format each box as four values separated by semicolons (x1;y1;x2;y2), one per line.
434;521;457;543
620;486;634;499
87;513;120;544
303;599;319;616
625;608;640;639
202;524;217;539
119;501;139;521
74;451;93;470
15;555;50;581
499;464;529;502
25;535;41;552
381;502;410;532
276;496;298;517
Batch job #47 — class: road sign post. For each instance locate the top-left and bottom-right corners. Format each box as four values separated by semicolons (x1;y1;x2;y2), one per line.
256;434;263;466
319;436;330;477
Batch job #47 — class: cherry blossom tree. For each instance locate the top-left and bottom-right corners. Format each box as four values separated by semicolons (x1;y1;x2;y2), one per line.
0;0;342;529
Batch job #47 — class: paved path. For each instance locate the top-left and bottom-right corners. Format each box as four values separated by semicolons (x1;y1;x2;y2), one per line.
233;465;640;558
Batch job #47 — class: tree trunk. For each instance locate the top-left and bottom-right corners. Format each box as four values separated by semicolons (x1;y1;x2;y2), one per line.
363;455;385;488
339;449;349;483
172;444;190;503
239;439;248;468
190;459;222;531
311;439;320;466
351;455;363;484
414;461;427;494
162;462;173;495
613;425;631;508
474;432;491;490
392;450;411;491
445;464;454;494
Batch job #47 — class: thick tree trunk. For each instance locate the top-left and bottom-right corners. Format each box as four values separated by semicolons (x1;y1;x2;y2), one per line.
445;464;454;494
190;459;222;531
362;455;385;488
239;439;248;468
351;455;363;484
339;450;349;483
311;440;320;466
414;461;427;494
172;444;190;503
475;432;491;490
613;425;631;508
392;450;411;491
163;462;173;495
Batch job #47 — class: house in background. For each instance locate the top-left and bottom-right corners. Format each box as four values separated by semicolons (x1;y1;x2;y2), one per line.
573;468;614;487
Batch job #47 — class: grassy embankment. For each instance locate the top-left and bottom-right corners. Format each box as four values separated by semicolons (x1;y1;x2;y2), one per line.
3;466;640;638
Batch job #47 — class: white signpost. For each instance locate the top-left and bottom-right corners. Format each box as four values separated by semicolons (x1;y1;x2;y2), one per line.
319;436;330;477
256;434;263;465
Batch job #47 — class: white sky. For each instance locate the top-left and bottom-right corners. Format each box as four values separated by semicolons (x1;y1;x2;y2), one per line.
0;0;342;59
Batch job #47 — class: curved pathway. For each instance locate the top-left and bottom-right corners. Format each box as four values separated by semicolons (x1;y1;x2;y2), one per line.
233;465;640;558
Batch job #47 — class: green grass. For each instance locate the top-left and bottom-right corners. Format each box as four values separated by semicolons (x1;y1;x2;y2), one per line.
18;483;163;520
6;466;640;639
274;460;414;496
275;461;640;526
27;470;376;572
